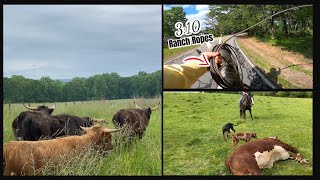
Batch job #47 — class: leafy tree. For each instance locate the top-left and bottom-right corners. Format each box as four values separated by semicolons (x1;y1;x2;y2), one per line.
163;7;187;38
204;5;313;38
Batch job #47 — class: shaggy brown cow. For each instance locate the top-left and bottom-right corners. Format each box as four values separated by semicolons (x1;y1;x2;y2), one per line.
225;137;308;175
3;125;122;176
112;101;160;140
231;132;257;147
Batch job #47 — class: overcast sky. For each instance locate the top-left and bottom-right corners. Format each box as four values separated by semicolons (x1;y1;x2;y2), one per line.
4;5;161;79
164;5;210;30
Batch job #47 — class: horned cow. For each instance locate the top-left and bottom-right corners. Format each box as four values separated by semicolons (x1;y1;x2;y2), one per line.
12;104;56;140
225;137;308;175
12;104;100;141
3;125;121;176
112;101;160;140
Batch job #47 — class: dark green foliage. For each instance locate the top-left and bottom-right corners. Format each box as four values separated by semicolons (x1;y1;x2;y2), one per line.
163;7;187;39
3;70;161;103
205;5;312;38
254;91;312;98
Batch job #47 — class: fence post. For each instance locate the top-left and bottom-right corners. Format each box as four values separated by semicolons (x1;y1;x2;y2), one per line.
65;102;67;107
74;101;75;105
9;102;11;112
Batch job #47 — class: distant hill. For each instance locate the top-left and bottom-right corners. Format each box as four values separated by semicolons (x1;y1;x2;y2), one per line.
56;79;72;83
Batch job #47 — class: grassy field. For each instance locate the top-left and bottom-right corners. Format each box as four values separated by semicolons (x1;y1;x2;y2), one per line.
3;98;162;176
163;92;312;176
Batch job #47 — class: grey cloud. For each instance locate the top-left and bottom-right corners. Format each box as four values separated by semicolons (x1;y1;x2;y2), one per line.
4;5;161;79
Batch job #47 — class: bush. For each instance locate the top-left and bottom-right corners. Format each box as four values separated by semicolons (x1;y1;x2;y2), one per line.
276;91;290;97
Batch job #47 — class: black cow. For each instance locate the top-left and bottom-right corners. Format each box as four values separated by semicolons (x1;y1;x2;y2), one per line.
112;101;160;140
12;104;55;140
12;104;96;141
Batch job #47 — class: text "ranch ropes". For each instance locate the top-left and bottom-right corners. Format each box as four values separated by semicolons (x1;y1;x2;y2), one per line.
167;34;214;49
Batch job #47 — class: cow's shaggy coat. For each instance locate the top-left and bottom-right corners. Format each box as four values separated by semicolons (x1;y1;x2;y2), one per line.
3;125;121;176
12;104;95;141
112;101;160;140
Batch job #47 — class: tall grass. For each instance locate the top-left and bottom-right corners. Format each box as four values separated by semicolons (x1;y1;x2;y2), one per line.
163;92;312;175
3;98;162;176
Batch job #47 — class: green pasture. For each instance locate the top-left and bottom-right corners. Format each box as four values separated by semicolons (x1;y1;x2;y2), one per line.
3;98;162;176
163;92;312;175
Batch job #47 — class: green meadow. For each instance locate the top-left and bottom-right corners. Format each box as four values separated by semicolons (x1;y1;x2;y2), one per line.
163;92;312;176
3;98;161;176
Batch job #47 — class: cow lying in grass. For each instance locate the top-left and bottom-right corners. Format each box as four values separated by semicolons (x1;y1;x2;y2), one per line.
3;125;122;176
225;137;308;175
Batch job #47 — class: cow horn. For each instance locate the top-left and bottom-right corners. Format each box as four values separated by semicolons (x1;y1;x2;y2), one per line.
104;127;123;133
80;126;90;131
48;102;56;109
134;101;142;109
151;102;160;111
22;104;38;110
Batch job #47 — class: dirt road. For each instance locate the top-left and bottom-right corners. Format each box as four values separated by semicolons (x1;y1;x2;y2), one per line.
237;37;313;89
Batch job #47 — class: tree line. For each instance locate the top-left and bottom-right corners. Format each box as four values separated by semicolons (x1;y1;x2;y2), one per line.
3;71;161;103
213;91;312;98
204;5;312;39
163;5;312;39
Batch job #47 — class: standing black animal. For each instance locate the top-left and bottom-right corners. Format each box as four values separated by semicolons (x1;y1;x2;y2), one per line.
112;101;160;140
222;123;238;140
238;92;254;121
12;104;96;141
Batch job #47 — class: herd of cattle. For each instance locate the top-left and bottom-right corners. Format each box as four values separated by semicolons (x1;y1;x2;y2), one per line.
2;98;310;176
3;101;160;176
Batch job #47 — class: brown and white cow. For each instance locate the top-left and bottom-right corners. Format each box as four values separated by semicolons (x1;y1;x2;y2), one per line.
3;125;122;176
225;137;308;175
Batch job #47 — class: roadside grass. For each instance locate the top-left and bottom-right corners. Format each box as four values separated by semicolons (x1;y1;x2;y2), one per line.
163;45;200;63
258;36;313;59
163;92;312;176
237;40;301;89
3;98;162;176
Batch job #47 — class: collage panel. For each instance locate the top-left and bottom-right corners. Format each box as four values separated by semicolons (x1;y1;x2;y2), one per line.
163;91;312;175
163;4;313;90
3;5;162;176
1;2;317;178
